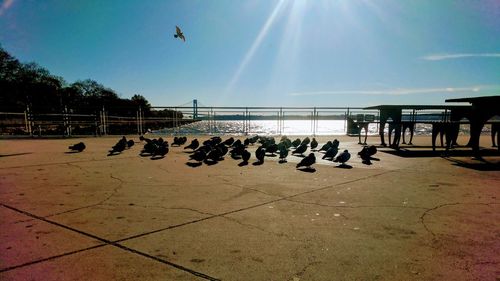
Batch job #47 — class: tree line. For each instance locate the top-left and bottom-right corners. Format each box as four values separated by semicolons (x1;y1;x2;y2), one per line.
0;45;181;120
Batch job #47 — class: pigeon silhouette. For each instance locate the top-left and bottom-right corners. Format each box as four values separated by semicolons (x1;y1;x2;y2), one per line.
301;137;310;146
266;143;278;156
310;138;318;150
190;150;206;162
319;141;332;152
255;146;266;163
185;139;199;150
278;145;288;162
127;139;135;148
241;150;251;163
291;138;301;148
174;25;186;42
292;144;307;156
296;153;316;169
322;146;338;160
152;144;169;158
223;137;235;146
334;150;351;165
68;142;86;152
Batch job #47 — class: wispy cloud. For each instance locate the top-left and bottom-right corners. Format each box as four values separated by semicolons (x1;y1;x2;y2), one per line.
0;0;15;16
421;53;500;61
289;85;499;96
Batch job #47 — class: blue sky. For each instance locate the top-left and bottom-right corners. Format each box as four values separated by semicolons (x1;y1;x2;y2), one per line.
1;0;499;107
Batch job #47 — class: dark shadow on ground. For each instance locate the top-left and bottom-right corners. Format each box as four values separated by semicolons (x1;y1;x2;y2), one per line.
297;167;316;173
64;151;82;154
0;152;33;157
445;157;500;171
252;161;264;166
238;161;248;167
335;164;353;169
150;156;165;160
278;159;287;164
186;162;202;167
381;148;500;158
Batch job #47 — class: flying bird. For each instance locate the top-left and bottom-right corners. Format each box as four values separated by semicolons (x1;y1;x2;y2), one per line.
174;26;186;42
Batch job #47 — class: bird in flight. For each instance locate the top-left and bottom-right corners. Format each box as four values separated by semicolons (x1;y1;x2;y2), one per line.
174;26;186;42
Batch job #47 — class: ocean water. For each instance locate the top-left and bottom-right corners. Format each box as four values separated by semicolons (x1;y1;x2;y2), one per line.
157;120;457;136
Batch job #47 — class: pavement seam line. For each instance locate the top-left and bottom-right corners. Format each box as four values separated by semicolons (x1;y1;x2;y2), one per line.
0;204;220;281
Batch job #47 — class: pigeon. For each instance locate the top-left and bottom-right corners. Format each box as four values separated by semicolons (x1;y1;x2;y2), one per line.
296;153;316;169
127;139;135;148
230;143;245;157
292;144;307;156
358;145;377;164
174;25;186;42
301;137;311;146
206;149;221;162
216;143;228;156
241;150;251;163
310;138;318;150
255;146;266;163
190;150;206;162
232;139;242;147
266;143;278;155
211;136;222;145
109;137;127;154
179;137;187;145
291;138;301;148
243;138;250;146
322;146;339;160
248;135;259;145
185;139;199;150
334;150;351;165
68;142;86;152
223;137;235;146
152;144;169;158
319;141;332;152
278;145;288;162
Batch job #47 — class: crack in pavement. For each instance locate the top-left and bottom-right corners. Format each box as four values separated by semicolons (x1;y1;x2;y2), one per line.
0;156;139;170
44;173;124;218
101;202;216;217
419;202;500;237
221;216;297;242
0;204;220;281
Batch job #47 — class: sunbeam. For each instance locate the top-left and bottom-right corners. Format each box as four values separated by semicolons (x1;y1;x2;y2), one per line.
225;0;286;93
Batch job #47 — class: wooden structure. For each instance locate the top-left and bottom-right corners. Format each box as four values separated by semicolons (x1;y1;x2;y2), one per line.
446;96;500;157
362;105;472;149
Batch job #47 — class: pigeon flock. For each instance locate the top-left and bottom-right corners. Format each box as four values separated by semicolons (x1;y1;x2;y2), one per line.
68;135;379;169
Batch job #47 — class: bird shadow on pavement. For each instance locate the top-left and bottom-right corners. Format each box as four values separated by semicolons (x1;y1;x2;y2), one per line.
64;151;81;154
335;164;353;169
203;160;218;166
252;161;264;166
186;162;202;168
150;156;165;160
0;152;33;157
238;161;248;167
297;167;316;173
278;159;287;164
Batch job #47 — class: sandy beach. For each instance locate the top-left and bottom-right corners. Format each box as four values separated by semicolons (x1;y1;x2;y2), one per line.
1;135;499;280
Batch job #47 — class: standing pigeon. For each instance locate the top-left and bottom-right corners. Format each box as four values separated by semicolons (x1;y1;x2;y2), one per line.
291;138;301;148
241;150;251;163
184;139;199;150
278;145;288;162
292;144;307;156
301;137;311;146
174;25;186;42
152;144;169;158
310;138;318;150
319;141;332;152
334;150;351;165
68;142;86;152
296;153;316;169
266;143;278;156
322;146;339;160
255;146;266;163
